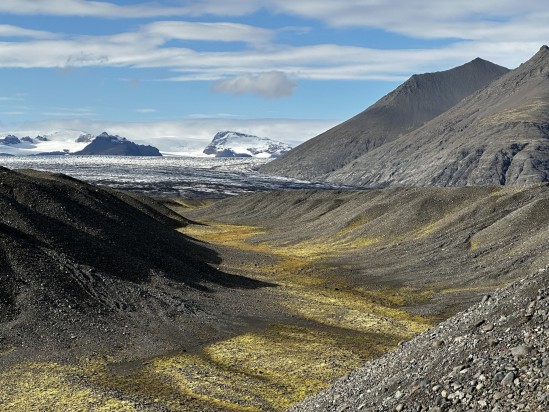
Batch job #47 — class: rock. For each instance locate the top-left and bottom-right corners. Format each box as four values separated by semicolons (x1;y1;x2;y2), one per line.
481;323;494;332
510;345;531;358
481;294;491;303
501;371;515;386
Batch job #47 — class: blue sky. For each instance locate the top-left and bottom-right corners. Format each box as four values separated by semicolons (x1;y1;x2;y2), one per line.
0;1;547;149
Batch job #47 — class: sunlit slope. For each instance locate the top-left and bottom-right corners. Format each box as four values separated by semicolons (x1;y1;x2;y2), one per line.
328;46;549;186
261;58;508;181
186;185;549;294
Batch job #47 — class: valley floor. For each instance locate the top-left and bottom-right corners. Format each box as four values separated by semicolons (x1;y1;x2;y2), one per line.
3;185;549;411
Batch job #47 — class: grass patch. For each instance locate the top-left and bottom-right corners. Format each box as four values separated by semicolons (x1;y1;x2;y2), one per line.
97;324;402;412
0;362;137;412
3;218;435;412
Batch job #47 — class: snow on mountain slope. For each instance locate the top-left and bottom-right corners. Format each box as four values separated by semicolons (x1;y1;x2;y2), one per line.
0;130;91;155
203;131;292;158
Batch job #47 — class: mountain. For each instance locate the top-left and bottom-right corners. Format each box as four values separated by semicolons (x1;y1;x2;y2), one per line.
0;130;161;156
326;46;549;187
74;132;162;156
260;58;509;180
0;130;89;155
0;167;268;364
203;131;292;158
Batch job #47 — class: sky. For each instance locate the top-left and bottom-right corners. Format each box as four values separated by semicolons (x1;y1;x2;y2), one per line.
0;1;547;152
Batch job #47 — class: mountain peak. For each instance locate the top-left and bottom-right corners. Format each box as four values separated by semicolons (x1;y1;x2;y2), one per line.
204;131;292;158
261;56;509;180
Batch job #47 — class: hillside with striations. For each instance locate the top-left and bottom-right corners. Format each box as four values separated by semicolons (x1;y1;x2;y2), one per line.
0;167;272;367
260;58;509;180
327;46;549;186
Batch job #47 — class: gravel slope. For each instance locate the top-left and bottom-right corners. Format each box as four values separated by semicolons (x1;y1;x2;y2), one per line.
0;167;276;367
290;269;549;412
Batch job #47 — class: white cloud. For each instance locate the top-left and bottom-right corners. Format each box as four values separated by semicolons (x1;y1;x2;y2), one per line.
1;0;548;48
14;118;340;154
211;71;297;99
0;0;262;18
0;24;58;39
42;107;96;117
0;24;539;82
1;111;25;116
0;2;547;85
142;21;272;48
0;95;24;102
135;108;157;114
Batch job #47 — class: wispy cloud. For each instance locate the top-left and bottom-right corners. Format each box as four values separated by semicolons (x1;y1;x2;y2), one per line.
42;107;96;117
0;1;547;91
212;71;297;99
1;111;25;116
134;108;157;114
0;94;25;102
0;0;265;19
142;21;273;48
0;24;58;39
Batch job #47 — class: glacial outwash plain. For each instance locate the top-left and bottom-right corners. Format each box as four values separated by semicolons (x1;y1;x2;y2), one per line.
2;47;549;412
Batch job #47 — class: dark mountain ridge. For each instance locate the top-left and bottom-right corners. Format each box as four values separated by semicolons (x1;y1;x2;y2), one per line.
327;45;549;186
74;132;161;156
0;167;269;365
261;58;509;180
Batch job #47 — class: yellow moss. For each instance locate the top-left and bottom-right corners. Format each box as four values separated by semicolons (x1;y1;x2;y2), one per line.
336;214;370;235
0;219;435;412
469;240;479;250
281;286;431;338
0;362;138;412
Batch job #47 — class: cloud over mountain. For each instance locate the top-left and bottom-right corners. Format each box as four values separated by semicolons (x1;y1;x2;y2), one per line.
211;71;297;99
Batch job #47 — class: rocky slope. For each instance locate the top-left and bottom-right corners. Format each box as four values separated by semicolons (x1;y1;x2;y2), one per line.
0;167;273;367
260;58;509;180
74;132;161;156
327;46;549;187
203;131;292;158
290;269;549;411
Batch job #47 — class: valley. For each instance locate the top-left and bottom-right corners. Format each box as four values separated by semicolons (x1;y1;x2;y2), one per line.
3;176;548;411
1;45;549;412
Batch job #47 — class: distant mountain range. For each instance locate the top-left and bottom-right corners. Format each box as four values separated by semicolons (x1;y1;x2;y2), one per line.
326;46;549;186
0;131;161;156
203;131;292;158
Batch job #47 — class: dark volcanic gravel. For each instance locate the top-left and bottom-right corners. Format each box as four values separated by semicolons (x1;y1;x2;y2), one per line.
290;269;549;412
0;167;276;367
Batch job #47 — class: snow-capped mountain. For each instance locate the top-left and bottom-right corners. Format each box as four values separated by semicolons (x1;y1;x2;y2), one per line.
74;132;161;156
0;130;93;155
0;130;160;156
203;131;292;158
